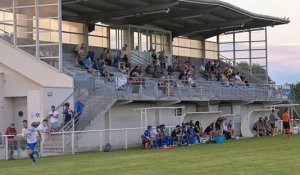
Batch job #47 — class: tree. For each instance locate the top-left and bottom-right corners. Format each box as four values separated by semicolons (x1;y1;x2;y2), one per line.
235;61;269;82
290;82;300;99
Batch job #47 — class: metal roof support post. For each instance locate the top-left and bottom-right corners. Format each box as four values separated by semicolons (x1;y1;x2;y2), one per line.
58;0;63;72
233;31;236;67
217;34;220;61
265;27;269;84
249;30;252;76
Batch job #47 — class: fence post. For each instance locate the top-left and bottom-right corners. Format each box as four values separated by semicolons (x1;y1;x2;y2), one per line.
62;132;65;152
99;131;102;152
5;137;8;160
40;134;44;157
125;129;128;150
71;119;75;154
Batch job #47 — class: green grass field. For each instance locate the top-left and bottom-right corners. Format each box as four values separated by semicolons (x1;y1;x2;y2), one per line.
1;135;300;175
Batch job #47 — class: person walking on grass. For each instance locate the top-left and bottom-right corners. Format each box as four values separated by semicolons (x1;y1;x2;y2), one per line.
269;109;278;136
282;109;290;139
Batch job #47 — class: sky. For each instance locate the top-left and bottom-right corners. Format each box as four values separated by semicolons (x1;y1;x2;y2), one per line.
221;0;300;84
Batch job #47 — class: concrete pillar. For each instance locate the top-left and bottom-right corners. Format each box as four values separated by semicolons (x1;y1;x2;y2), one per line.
83;26;89;52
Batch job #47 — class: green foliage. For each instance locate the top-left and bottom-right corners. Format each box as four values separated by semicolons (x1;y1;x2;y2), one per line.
290;82;300;99
235;61;268;82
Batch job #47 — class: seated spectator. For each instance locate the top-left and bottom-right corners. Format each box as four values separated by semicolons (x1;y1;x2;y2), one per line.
145;65;153;74
222;73;229;86
99;63;114;82
167;65;175;74
92;59;100;70
187;74;200;88
123;54;131;70
152;67;160;78
252;117;266;136
155;126;164;148
188;123;200;144
227;120;235;137
223;122;233;139
77;48;85;65
171;125;182;146
159;50;166;69
240;73;249;86
194;121;206;138
235;72;244;86
205;61;211;71
75;43;84;59
265;120;272;135
186;57;193;67
116;54;126;72
143;125;154;149
173;56;179;70
84;56;97;75
204;122;215;141
87;48;95;62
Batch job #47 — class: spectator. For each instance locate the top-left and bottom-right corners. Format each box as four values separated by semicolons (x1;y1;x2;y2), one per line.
105;49;113;66
143;125;154;149
269;109;278;136
123;54;131;70
155;126;164;148
227;120;235;137
99;63;114;82
150;125;159;149
5;122;17;160
48;105;59;133
282;109;290;139
77;48;85;65
194;121;206;138
87;48;95;62
92;59;100;70
252;117;266;136
100;48;107;60
171;125;182;146
222;122;233;139
204;122;215;141
37;119;50;134
173;56;179;70
63;102;73;126
181;123;188;145
159;50;166;69
74;98;84;129
215;116;226;135
240;73;249;86
75;43;84;53
152;50;158;66
205;61;211;71
84;56;97;75
187;74;200;88
235;72;244;86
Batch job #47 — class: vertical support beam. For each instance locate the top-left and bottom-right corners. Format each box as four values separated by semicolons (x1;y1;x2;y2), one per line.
146;29;148;52
58;0;63;71
13;0;16;46
217;34;220;60
83;26;89;52
249;30;252;76
201;40;206;65
35;0;39;60
169;32;172;57
265;27;269;84
233;31;236;67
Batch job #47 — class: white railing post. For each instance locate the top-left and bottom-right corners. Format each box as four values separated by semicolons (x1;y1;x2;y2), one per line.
72;119;75;154
125;129;128;150
40;134;44;157
5;136;8;160
62;132;65;152
99;130;102;152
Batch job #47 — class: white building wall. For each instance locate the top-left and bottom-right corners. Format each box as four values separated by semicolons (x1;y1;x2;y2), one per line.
12;97;27;133
0;73;13;133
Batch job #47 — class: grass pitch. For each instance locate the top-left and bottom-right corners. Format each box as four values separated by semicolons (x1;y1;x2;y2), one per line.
1;135;300;175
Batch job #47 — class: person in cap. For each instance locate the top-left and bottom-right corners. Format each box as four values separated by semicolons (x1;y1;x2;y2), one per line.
5;122;17;160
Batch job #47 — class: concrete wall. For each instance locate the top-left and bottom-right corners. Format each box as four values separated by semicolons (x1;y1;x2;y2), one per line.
12;97;27;133
0;39;73;88
0;73;13;133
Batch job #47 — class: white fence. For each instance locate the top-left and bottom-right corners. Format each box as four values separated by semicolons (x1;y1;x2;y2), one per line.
0;124;245;160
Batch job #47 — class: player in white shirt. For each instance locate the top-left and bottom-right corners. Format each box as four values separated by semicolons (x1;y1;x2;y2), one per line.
21;120;42;164
48;105;59;132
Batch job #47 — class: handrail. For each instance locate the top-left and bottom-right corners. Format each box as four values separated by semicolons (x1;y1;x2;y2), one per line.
131;51;152;65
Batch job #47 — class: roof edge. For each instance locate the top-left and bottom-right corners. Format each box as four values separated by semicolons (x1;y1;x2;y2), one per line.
179;0;290;24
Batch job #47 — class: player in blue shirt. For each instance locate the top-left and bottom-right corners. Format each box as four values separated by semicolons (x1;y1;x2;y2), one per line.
74;98;84;129
181;123;188;145
92;59;100;70
87;48;95;62
143;125;154;149
160;124;172;148
21;120;42;164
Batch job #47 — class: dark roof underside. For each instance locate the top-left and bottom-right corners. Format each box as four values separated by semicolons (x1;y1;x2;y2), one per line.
62;0;289;39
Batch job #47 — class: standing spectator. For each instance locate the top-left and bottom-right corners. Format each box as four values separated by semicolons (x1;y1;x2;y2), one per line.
37;119;50;134
87;48;95;62
105;49;113;66
269;109;278;136
159;50;166;69
282;109;290;139
215;116;226;135
74;98;84;130
63;102;73;126
48;105;59;133
100;48;107;60
5;122;17;160
152;50;158;66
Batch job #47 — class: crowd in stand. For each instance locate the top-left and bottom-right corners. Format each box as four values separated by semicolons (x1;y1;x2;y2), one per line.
141;116;236;149
73;43;250;91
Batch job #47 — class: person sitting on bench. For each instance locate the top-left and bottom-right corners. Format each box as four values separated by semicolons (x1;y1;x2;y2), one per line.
171;125;182;146
204;122;215;141
227;120;235;138
223;122;233;139
253;117;266;136
142;125;154;149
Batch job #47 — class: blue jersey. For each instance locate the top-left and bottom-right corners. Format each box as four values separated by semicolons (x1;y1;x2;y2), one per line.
144;130;151;140
87;51;95;59
92;61;100;69
83;59;91;69
228;123;233;129
160;129;165;136
181;127;187;134
74;101;84;116
187;127;194;135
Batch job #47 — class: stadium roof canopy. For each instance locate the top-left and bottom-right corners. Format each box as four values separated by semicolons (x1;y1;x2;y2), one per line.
62;0;290;39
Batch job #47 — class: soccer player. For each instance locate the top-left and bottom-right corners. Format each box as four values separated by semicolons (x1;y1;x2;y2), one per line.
282;109;290;139
21;120;42;164
160;124;172;148
143;125;154;149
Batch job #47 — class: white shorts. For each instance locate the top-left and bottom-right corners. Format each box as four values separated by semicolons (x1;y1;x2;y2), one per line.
49;122;58;129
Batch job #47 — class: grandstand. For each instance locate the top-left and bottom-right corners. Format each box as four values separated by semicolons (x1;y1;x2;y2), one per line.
0;0;298;159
